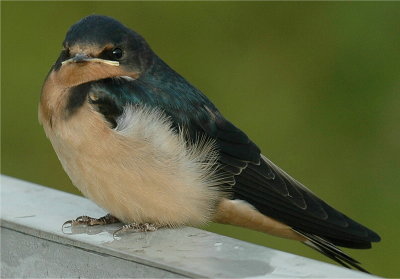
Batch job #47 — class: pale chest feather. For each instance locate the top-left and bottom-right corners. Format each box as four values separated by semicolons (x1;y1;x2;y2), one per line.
39;94;224;226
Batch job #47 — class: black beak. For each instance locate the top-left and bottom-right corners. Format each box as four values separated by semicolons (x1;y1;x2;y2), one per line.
71;53;92;63
61;54;120;66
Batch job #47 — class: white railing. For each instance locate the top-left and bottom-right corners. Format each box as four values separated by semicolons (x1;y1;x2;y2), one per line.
1;175;377;278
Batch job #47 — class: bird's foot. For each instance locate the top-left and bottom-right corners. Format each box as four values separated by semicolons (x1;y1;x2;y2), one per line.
62;213;120;228
113;222;160;237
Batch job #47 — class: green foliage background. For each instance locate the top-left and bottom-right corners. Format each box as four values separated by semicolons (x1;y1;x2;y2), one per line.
2;2;399;277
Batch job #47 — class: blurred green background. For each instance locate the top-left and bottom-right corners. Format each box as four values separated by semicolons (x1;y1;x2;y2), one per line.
2;2;399;277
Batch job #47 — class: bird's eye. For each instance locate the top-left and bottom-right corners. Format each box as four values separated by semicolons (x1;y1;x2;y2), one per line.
111;48;123;60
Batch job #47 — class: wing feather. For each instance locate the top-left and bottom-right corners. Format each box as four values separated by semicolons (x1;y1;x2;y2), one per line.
84;76;380;248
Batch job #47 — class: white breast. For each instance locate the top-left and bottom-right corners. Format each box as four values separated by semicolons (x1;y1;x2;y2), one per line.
43;102;225;226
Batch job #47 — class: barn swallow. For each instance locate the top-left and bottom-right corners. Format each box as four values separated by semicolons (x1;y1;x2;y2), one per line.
39;15;380;272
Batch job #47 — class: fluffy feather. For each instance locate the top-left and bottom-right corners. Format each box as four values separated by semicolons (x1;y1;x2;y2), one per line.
41;99;227;227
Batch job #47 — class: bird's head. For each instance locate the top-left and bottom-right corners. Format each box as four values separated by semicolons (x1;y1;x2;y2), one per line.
39;15;156;126
51;15;153;87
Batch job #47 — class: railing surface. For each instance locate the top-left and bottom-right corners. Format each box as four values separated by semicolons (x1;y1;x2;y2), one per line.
1;175;377;278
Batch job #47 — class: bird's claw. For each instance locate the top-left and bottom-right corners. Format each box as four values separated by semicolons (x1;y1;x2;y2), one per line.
113;222;159;238
62;215;88;229
62;214;120;229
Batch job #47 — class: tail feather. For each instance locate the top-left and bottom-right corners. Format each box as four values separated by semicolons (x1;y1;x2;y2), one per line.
294;229;370;273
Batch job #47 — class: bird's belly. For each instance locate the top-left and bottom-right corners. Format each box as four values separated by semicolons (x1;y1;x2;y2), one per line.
43;103;222;226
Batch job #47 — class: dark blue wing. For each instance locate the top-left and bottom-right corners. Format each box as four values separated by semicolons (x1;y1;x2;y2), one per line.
76;59;380;249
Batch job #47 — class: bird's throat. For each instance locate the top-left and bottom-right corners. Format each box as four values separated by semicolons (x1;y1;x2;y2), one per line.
39;62;139;128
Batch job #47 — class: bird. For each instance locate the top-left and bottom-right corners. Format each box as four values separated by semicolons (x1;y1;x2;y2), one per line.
39;15;380;273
